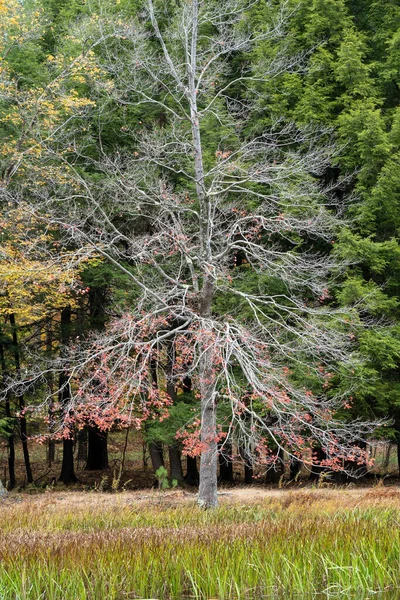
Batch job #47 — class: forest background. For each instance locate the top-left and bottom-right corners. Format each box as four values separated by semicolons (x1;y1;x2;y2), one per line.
1;0;400;499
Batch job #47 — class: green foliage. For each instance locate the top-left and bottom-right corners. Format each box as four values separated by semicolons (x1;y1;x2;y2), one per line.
0;418;14;440
155;465;177;491
249;0;400;435
337;277;398;316
359;329;400;372
145;396;197;446
335;29;374;101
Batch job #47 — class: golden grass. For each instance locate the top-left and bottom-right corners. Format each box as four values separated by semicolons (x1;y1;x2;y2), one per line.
0;486;399;599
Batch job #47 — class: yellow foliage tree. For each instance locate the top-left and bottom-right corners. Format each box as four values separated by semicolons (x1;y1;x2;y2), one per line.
0;204;91;325
0;0;43;60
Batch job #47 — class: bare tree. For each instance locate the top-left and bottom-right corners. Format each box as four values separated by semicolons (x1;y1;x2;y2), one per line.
2;0;378;507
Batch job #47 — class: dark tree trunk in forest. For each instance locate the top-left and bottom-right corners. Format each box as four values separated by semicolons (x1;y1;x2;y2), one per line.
46;321;55;467
182;376;199;486
397;443;400;479
149;441;164;471
84;287;109;470
58;307;78;484
9;314;33;484
331;440;368;483
185;455;199;486
47;440;55;467
344;440;368;481
121;427;130;471
0;340;15;489
290;456;302;480
383;443;392;470
239;446;253;484
88;287;106;330
309;447;327;481
166;339;184;483
218;442;233;482
265;447;285;484
393;420;400;478
393;419;400;479
244;462;253;484
168;444;184;483
59;441;77;483
147;359;165;476
86;427;109;470
6;411;15;489
77;428;88;463
58;372;78;484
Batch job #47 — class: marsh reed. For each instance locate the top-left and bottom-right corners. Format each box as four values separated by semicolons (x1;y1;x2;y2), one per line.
0;488;399;599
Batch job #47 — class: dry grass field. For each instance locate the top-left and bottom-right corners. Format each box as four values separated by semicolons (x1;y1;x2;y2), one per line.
0;485;400;599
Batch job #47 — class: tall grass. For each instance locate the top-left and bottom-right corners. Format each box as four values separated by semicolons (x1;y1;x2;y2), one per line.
0;488;399;599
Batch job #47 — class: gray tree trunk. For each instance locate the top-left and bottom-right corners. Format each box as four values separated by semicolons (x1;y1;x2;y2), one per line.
187;2;219;507
198;309;218;508
198;386;218;507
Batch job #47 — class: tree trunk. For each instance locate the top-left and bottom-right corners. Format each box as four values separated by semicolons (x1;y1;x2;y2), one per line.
189;1;217;506
309;447;327;481
121;427;130;472
88;286;106;330
331;440;368;483
218;441;233;483
58;369;78;484
180;375;199;486
198;319;218;508
165;340;184;484
0;341;15;489
147;358;166;477
244;462;253;484
394;416;400;477
290;456;302;480
7;431;15;489
393;419;400;478
58;307;77;484
47;440;55;467
86;427;109;470
77;428;88;463
9;314;33;484
86;287;109;469
185;455;199;486
198;393;218;507
168;444;184;484
45;320;56;467
397;443;400;479
383;443;392;470
239;445;253;484
149;441;164;472
59;442;77;483
266;447;285;484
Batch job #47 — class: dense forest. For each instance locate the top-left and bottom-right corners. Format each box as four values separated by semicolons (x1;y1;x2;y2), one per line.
1;0;400;507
